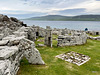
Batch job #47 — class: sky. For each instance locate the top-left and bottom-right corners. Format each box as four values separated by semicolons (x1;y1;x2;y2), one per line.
0;0;100;19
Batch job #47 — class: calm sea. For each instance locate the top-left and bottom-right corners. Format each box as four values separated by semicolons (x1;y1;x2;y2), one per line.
21;20;100;31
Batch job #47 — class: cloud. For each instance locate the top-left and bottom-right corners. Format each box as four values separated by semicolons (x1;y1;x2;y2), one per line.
7;12;46;19
0;0;100;18
96;0;100;1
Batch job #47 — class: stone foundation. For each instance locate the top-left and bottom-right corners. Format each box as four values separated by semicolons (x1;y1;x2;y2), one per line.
56;51;90;66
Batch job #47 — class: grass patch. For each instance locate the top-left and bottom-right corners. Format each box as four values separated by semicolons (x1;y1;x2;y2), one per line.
18;35;100;75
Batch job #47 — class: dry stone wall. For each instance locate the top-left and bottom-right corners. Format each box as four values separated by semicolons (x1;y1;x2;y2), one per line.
57;32;87;46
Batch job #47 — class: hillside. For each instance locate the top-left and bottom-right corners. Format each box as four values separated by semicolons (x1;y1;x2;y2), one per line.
26;15;100;21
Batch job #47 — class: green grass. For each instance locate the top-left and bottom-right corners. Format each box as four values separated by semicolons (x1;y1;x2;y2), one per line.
18;35;100;75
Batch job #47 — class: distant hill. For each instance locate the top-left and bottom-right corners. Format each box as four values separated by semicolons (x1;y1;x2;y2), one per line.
26;15;100;21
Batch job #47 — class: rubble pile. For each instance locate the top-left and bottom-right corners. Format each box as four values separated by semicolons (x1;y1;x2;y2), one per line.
56;51;90;66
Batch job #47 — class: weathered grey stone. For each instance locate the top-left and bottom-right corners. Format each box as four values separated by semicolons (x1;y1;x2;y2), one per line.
0;34;4;40
44;26;52;47
88;36;100;40
1;28;13;37
0;61;7;75
19;38;45;65
0;46;18;59
0;35;45;75
37;44;45;47
0;40;9;46
0;14;27;38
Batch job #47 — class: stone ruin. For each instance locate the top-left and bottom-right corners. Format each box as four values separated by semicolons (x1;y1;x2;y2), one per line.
86;31;100;36
0;14;94;74
57;32;87;46
32;25;45;38
52;28;62;35
44;26;52;47
88;36;100;41
85;30;100;41
0;14;45;75
0;36;45;75
52;28;88;46
56;51;90;66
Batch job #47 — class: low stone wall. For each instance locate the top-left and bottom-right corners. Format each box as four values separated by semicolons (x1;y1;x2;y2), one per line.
57;32;87;46
88;36;100;40
86;31;100;36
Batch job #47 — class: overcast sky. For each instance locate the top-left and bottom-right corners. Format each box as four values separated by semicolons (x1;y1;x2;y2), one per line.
0;0;100;19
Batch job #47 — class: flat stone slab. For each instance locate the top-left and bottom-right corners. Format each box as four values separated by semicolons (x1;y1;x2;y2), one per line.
37;44;45;47
0;46;18;59
56;51;90;66
0;61;7;75
0;40;9;46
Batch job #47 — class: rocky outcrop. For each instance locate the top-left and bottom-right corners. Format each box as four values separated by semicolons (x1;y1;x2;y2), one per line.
0;14;27;39
0;14;9;22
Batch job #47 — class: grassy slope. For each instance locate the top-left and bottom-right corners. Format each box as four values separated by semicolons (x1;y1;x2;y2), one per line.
18;35;100;75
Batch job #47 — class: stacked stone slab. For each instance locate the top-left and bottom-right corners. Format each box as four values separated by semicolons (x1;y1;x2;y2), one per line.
57;32;87;46
14;26;38;41
0;35;45;75
0;46;22;75
19;38;44;64
44;26;52;47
